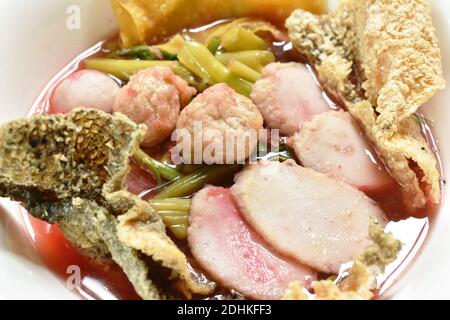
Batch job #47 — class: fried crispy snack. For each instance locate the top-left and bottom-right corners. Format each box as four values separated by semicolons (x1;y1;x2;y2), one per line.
284;220;402;300
0;108;214;299
286;0;445;208
111;0;326;47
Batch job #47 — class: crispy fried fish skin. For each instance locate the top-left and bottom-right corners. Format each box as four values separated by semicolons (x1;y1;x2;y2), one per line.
0;108;213;299
112;190;216;295
286;0;445;208
65;197;166;300
350;0;445;132
0;109;143;217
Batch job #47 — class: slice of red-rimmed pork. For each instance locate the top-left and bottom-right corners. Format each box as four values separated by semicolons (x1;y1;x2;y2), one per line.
188;186;316;300
289;110;393;193
230;160;387;274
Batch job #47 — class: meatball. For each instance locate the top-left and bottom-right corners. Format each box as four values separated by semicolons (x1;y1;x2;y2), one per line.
112;66;196;147
251;62;330;136
51;69;120;114
175;83;263;164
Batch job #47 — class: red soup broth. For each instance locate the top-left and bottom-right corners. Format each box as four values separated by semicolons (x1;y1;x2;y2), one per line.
20;27;442;300
21;210;140;300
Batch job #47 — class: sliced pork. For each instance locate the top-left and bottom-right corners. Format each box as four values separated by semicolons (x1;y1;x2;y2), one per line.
289;110;392;193
188;186;315;299
113;66;196;147
230;160;387;274
251;62;330;136
176;84;263;164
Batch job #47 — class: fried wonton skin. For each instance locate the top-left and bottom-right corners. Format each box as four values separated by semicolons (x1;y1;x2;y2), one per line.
286;0;445;208
112;0;327;47
0;109;214;299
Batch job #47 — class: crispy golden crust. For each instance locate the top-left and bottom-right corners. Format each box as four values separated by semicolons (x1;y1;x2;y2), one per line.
311;262;375;300
0;109;213;299
286;0;445;208
114;191;216;295
351;0;445;133
283;281;309;300
112;0;326;47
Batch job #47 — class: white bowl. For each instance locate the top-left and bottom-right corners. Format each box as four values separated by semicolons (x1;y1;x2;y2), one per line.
0;0;448;300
